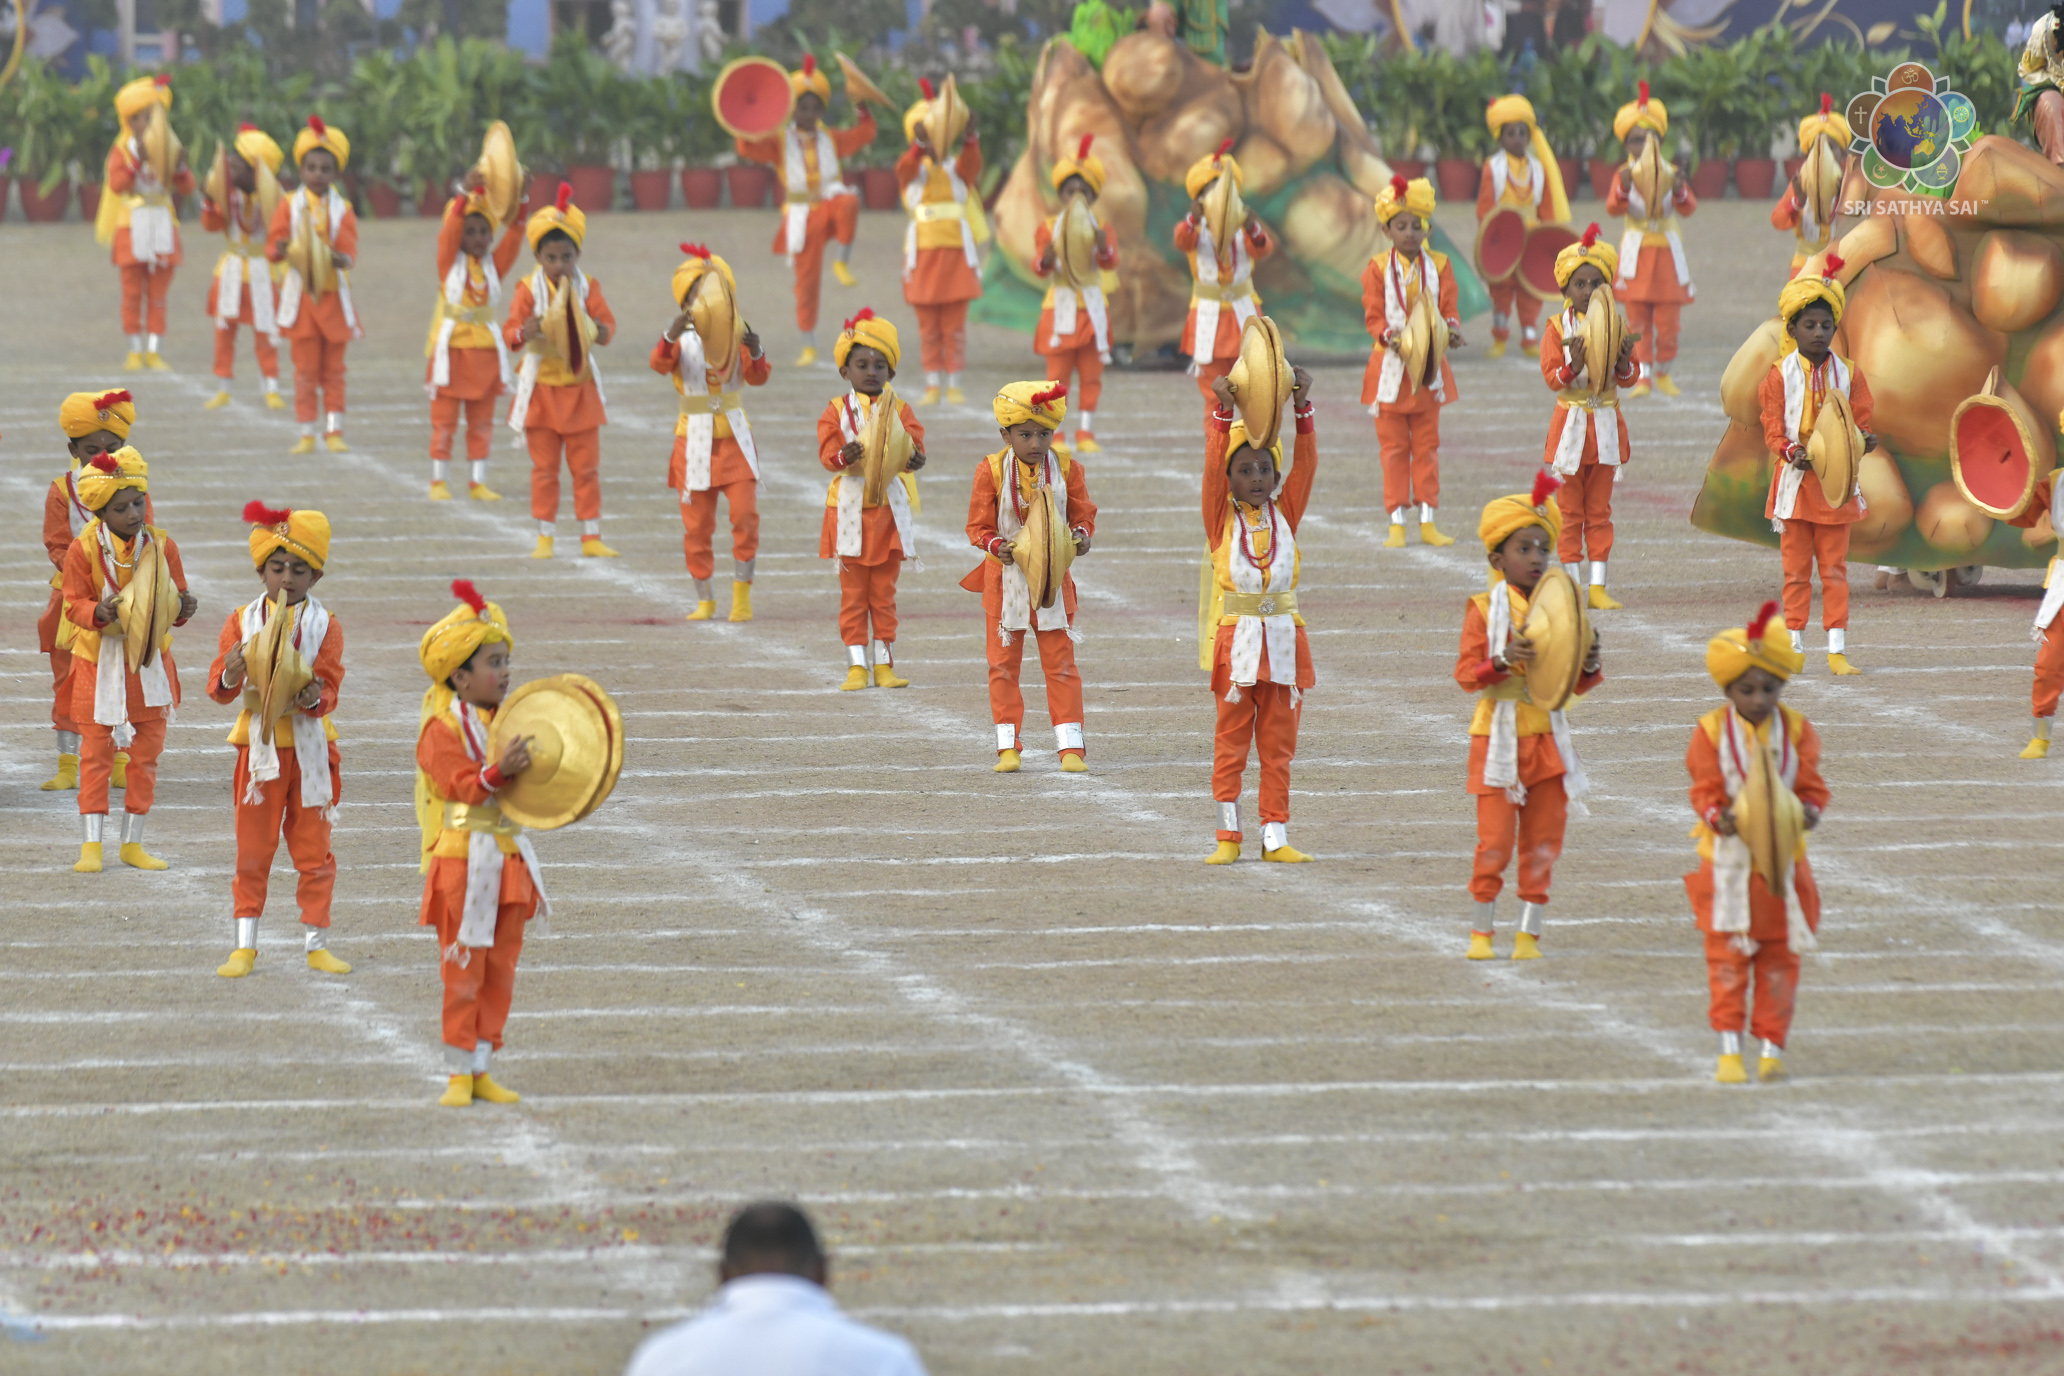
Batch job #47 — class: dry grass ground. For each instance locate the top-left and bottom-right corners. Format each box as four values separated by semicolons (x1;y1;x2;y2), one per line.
3;195;2064;1374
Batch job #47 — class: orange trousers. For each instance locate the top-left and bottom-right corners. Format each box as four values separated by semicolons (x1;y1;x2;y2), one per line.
989;622;1084;754
49;647;76;732
429;880;532;1055
2035;618;2064;717
527;426;602;524
213;316;279;381
1626;301;1682;367
1780;520;1850;631
1470;774;1568;904
289;334;347;423
1376;408;1441;512
1213;681;1300;840
839;557;900;646
1704;931;1800;1046
913;302;969;374
120;263;172;336
430;395;496;463
232;746;337;925
1043;344;1105;415
1557;460;1616;565
681;478;759;580
1487;278;1543;340
792;197;859;333
80;717;164;815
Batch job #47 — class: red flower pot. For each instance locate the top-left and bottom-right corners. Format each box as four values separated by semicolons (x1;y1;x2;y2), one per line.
19;177;71;222
1735;157;1777;199
419;178;453;216
630;168;672;211
861;166;900;210
1689;158;1730;200
1434;158;1479;203
568;163;616;211
529;170;565;213
1589;158;1619;200
365;181;402;218
1388;157;1427;181
0;176;10;222
680;167;722;209
1557;156;1582;199
1783;155;1804;193
725;164;773;208
76;181;100;221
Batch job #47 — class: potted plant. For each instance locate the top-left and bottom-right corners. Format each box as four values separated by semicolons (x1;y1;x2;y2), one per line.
628;72;679;211
7;58;82;222
538;36;620;211
338;49;411;216
401;38;475;217
1426;48;1502;203
674;71;725;209
1531;35;1628;201
70;56;122;223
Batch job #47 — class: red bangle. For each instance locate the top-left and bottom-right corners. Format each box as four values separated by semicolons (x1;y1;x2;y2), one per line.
482;764;506;791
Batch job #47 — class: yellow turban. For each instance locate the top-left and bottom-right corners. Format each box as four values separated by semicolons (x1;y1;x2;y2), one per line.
994;380;1069;429
61;388;136;441
1479;472;1564;565
671;242;737;307
1776;258;1847;353
1224;420;1282;471
1375;173;1436;225
233;123;284;175
420;580;513;686
1484;93;1571;226
1553;222;1619;289
115;74;171;121
243;501;331;572
1706;600;1803;686
903;98;928;145
1185;139;1242;199
790;54;832;101
526;181;586;251
292;115;350;169
1051;133;1107;196
75;447;149;510
835;308;901;369
1797;93;1853;153
1613;80;1668;143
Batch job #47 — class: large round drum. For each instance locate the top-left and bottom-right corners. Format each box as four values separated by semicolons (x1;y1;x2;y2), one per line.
1474;205;1526;284
711;56;794;139
1519;222;1581;301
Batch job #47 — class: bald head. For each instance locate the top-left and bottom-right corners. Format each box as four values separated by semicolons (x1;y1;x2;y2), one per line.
720;1201;827;1285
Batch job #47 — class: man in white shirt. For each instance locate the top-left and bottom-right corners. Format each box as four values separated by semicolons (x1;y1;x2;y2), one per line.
624;1201;928;1376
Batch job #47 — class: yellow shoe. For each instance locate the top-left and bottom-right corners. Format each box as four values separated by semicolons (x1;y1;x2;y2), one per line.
1625;381;1651;400
1654;373;1681;397
438;1074;474;1108
946;386;966;404
1205;840;1241;865
532;535;554;559
111;752;130;790
306;948;352;975
265;390;287;410
796;345;819;367
1383;525;1408;549
324;433;350;453
729;583;753;622
1715;1053;1749;1084
41;754;79;791
119;841;169;871
685;600;717;622
1074;432;1102;453
144;351;170;372
874;662;908;689
1588;585;1623;611
217;948;256;979
994;748;1022;773
1511;931;1542;960
1758;1054;1785;1082
1487;337;1507;359
75;842;103;874
1828;653;1862;676
204;389;232;410
920;386;941;406
124;351;147;372
832;259;858;288
1520;339;1540;357
429;480;454;501
1467;931;1495;960
472;1073;521;1104
840;666;870;691
2021;736;2051;760
1263;843;1313;863
581;537;620;558
1060;752;1088;773
1419;521;1455;548
288;435;317;455
469;482;501;501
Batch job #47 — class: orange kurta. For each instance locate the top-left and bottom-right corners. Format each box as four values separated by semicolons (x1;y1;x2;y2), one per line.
738;116;876;254
1683;705;1828;939
1758;359;1875;526
1031;217;1121;353
1173;215;1273;363
1605;171;1697;304
264;191;361;342
428;197;526;399
63;525;189;817
1454;591;1602;794
815;394;927;562
896;142;984;305
502;274;615;433
961;450;1098;617
105;143;195;268
1359;248;1461;412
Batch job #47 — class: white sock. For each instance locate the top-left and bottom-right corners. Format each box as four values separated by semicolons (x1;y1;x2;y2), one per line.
146;333;160;353
581;519;601;537
1419;503;1436;523
1390;508;1406;526
2037;717;2053;741
946;371;962;390
431;460;450;482
303;925;326;952
1789;629;1804;653
926;371;942;390
130;334;146;352
471;460;488;484
1078;410;1094;434
471;1044;491;1074
1828;628;1846;654
995;723;1016;751
324;411;342;434
263;376;280;394
301;422;317;439
800;329;816;350
538;520;555;537
1591;560;1606;587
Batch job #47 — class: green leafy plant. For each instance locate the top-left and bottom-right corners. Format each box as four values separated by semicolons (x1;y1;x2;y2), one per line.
1915;0;2019;137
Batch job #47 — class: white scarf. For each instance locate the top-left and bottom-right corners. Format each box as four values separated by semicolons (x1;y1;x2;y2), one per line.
834;391;917;563
1549;307;1622;478
783;125;846;262
1371;250;1443;409
62;471;93;537
1710;708;1814;954
123;138;178;269
274;188;358;334
1770;350;1855;531
902;159;979;273
91;523;175;748
507;267;606;439
1615;183;1694;295
1049;209;1111;360
1222;501;1298;702
1188;222;1255;372
1479;582;1588;810
1489;150;1543;211
447;700;550;957
235;594;334;816
213;188;278;337
426;250;509;396
677;326;758;493
992;452;1073;640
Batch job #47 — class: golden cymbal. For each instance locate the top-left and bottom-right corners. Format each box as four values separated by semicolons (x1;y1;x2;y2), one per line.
861;385;916;507
1226;314;1292;450
923;74;970;154
836;52;895;109
1054;193;1102;291
243;590;314;735
688;266;741;377
476;120;525;227
487;674;621;831
1731;734;1805;895
540;273;597;378
1582;285;1626;400
1010;482;1074;610
1809;388;1862;509
203;144;228;212
116;538;180;672
1199;165;1245;254
562;674;624;823
1519;565;1589;712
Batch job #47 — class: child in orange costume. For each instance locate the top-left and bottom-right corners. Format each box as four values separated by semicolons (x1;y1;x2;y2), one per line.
43;390;145;794
1541;225;1641;611
1688;602;1829;1083
1477;95;1570;359
97;75;192;371
426;172;526;501
1771;96;1851;278
2012;472;2064;757
1459;474;1604;960
1032;136;1121;453
818;311;928;687
736;55;874;365
655;244;771;623
61;448;198;874
897;80;983;404
1201;357;1318;865
1176;140;1274;407
267;117;362;454
202;125;286;411
206;503;350;980
1759;258;1875;675
963;381;1097;773
1362;174;1464;549
1605;82;1695;397
415;581;546;1109
505;183;618;559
